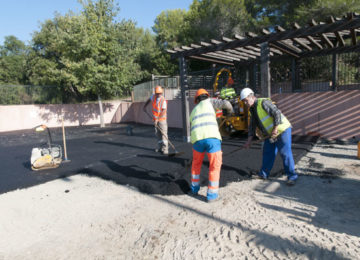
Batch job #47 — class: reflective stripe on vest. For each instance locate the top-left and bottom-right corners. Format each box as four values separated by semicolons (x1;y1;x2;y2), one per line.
190;99;221;144
257;98;291;136
152;96;166;121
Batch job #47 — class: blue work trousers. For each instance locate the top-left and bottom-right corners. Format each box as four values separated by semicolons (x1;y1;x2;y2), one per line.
260;128;298;180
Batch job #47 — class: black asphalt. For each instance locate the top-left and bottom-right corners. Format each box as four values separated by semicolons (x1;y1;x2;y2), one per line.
0;123;316;195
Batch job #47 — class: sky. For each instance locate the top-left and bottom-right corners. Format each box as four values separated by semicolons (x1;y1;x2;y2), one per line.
0;0;193;45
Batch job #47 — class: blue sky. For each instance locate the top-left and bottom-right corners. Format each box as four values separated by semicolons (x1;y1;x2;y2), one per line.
0;0;193;45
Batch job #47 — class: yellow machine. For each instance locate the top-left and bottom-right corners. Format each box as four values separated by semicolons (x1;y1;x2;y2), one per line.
213;69;249;136
30;125;62;171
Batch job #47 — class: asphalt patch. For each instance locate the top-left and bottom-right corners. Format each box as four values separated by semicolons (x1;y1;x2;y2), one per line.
0;124;315;195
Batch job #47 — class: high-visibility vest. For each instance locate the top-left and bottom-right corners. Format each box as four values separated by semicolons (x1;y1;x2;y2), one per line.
257;98;291;136
190;99;221;144
152;95;166;121
220;87;236;99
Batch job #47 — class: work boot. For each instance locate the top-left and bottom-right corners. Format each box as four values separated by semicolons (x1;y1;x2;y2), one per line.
188;190;198;197
206;192;219;203
207;197;219;203
286;179;296;186
161;150;168;155
286;175;298;186
253;172;268;180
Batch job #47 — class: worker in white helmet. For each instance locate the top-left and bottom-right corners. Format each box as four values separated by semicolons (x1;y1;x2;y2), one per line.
240;88;298;185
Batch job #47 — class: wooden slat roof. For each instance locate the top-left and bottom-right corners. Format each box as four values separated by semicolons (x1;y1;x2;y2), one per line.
167;13;360;65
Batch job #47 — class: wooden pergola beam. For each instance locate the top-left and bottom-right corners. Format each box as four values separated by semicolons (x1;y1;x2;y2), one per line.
262;28;302;55
310;19;334;48
328;16;345;46
293;22;323;49
276;25;312;51
169;13;360;59
189;55;234;65
269;42;300;58
225;49;256;59
348;13;358;45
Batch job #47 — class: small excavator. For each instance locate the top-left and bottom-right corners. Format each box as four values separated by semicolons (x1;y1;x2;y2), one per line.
213;68;249;137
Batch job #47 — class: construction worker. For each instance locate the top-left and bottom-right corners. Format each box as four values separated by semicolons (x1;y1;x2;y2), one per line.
220;77;237;100
240;88;298;185
143;85;168;155
189;88;234;202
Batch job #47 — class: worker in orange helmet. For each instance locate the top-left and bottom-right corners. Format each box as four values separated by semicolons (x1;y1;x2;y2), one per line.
189;88;234;202
143;85;168;155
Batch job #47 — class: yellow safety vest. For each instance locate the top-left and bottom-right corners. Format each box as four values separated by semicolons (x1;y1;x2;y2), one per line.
220;87;236;99
257;98;291;136
190;99;222;144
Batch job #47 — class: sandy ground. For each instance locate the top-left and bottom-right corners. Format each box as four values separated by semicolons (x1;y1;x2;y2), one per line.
0;140;359;259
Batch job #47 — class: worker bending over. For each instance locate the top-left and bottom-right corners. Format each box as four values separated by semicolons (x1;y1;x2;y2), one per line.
189;88;234;202
240;88;298;185
143;86;168;155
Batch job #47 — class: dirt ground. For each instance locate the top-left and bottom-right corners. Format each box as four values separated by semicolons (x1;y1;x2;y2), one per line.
0;139;359;259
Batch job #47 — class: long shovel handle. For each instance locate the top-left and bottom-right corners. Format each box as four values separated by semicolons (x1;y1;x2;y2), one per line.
145;111;178;152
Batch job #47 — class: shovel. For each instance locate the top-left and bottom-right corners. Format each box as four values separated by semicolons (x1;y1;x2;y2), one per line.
145;111;184;157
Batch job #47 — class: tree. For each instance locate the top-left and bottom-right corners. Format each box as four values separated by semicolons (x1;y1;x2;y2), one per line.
186;0;251;42
295;0;360;25
0;36;27;84
28;0;143;102
245;0;360;30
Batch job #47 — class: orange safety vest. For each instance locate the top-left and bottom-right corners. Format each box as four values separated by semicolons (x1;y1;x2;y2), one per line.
152;95;167;121
215;109;223;118
212;98;223;118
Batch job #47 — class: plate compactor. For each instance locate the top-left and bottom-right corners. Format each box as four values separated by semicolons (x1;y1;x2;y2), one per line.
30;125;62;171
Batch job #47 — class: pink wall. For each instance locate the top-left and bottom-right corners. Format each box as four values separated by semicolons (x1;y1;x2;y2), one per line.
0;101;128;132
272;90;360;140
1;90;359;140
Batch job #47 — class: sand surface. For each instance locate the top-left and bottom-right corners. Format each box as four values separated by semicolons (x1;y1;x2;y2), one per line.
1;141;359;259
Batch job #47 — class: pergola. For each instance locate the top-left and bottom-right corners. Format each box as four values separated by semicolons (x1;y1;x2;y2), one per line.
167;13;360;142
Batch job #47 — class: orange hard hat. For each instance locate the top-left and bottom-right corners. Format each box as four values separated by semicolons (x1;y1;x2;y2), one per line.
227;77;234;85
194;88;209;103
155;86;163;94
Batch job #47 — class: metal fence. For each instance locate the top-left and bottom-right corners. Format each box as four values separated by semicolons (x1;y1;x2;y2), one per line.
132;76;180;102
0;85;65;105
271;52;360;93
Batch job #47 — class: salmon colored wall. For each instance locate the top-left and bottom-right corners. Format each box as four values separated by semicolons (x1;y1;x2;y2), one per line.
272;90;360;140
0;101;127;132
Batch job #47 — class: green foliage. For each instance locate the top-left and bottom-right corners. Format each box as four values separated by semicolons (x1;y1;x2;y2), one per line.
245;0;360;29
0;36;28;84
186;0;251;42
153;9;189;49
0;85;64;105
295;0;360;25
28;0;143;101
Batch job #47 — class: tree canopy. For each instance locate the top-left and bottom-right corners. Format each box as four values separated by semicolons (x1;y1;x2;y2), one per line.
0;0;359;103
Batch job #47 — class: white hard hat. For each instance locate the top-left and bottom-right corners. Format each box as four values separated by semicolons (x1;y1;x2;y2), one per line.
240;88;254;100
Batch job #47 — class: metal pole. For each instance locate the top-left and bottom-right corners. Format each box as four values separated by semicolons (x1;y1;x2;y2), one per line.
260;42;271;97
332;53;338;91
61;116;70;162
179;56;190;143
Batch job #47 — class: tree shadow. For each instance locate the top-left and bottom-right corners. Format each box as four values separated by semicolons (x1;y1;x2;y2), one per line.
37;102;114;125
